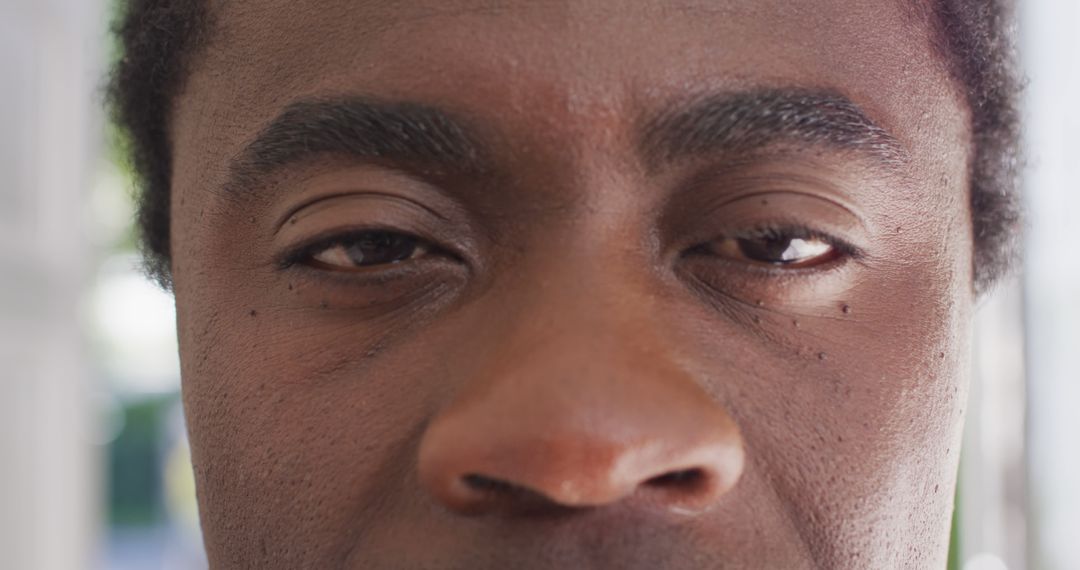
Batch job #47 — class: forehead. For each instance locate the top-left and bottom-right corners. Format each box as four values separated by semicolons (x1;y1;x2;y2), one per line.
176;0;960;168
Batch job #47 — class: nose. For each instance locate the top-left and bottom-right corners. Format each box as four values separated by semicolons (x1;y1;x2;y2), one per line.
417;294;745;516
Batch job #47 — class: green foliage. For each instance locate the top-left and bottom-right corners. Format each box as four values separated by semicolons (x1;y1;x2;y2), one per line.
947;471;962;570
107;397;173;526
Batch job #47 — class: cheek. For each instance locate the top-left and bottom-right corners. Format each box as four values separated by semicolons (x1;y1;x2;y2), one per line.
175;272;437;563
707;246;972;564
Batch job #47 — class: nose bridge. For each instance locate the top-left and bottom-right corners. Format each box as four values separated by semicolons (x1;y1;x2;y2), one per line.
417;260;746;515
461;243;694;434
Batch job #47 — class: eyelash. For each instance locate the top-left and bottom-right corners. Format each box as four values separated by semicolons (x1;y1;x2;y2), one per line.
723;223;859;257
277;222;861;278
684;222;863;272
276;228;439;271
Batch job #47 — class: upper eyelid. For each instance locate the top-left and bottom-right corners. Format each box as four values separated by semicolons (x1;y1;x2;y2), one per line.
274;190;451;234
680;185;869;230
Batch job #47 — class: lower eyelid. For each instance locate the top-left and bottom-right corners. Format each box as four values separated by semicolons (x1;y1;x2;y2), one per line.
277;262;468;318
288;254;456;285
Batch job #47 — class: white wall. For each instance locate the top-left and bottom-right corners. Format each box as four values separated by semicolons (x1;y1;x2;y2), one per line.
0;0;105;568
1021;2;1080;570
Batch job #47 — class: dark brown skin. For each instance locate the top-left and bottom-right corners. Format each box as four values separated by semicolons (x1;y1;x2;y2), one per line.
170;1;974;567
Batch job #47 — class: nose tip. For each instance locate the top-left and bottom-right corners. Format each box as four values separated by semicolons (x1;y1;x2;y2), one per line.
418;413;745;516
418;281;747;517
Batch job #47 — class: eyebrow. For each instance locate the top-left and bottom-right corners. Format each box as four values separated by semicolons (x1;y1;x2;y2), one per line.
225;88;905;196
640;89;907;173
224;98;486;193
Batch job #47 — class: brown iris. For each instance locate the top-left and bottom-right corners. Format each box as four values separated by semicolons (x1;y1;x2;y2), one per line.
310;232;428;270
706;234;837;268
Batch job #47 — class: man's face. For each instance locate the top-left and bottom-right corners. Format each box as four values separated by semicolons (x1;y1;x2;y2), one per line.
170;0;973;567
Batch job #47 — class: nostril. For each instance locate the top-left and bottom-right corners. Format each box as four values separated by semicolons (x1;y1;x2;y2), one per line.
462;473;523;495
644;468;706;489
459;474;576;515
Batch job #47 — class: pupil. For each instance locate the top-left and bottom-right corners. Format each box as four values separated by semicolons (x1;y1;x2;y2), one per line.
345;233;417;266
737;237;796;264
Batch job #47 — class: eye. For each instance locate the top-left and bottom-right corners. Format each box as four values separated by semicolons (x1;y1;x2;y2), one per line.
694;228;842;269
305;231;431;271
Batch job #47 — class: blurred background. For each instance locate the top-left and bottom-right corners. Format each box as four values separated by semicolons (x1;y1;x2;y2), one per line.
0;0;1076;568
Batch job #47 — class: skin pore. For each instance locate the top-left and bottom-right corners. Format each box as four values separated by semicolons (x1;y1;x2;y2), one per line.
169;0;973;568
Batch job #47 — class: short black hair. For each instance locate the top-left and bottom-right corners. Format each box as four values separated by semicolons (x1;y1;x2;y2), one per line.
108;0;1022;293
